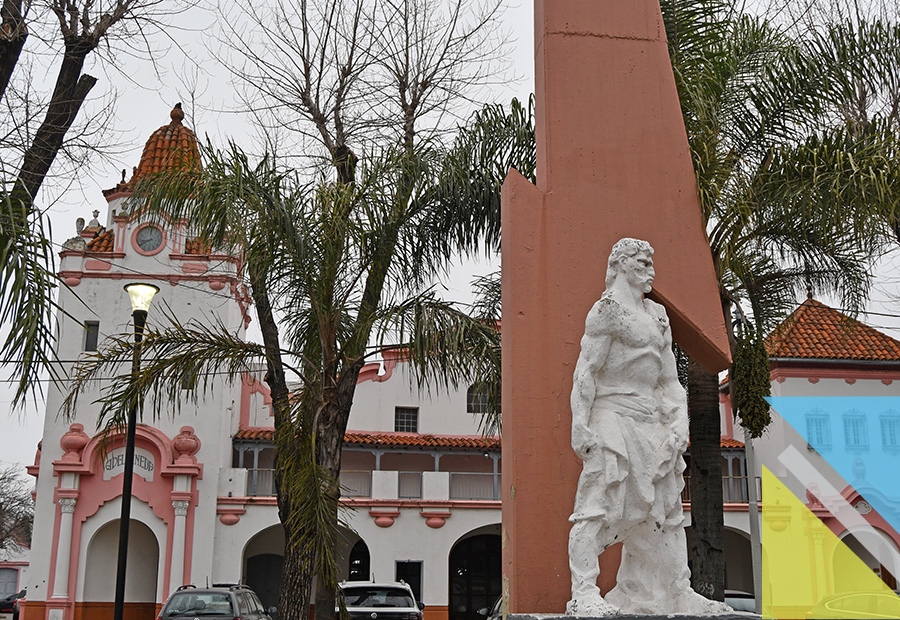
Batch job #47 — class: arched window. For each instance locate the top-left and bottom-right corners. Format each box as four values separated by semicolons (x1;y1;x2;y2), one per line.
349;539;370;581
466;383;492;415
449;534;501;620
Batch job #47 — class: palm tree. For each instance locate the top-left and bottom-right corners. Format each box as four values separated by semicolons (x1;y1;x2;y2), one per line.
63;98;533;620
0;186;63;408
447;1;900;602
661;0;900;598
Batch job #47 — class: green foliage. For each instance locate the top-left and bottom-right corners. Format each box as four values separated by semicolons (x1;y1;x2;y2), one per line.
731;329;771;438
0;184;64;407
663;0;900;434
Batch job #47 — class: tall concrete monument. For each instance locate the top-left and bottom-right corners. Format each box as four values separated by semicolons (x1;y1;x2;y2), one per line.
501;0;733;613
566;238;730;616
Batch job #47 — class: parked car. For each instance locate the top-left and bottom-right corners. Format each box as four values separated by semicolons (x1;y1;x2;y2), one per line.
0;589;25;620
805;591;900;619
477;596;502;620
157;584;273;619
724;590;756;613
337;581;423;620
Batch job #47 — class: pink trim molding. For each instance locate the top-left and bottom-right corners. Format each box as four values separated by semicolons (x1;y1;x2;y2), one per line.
420;509;451;528
369;508;401;528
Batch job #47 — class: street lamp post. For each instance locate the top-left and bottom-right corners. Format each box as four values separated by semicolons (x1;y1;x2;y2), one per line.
114;283;159;620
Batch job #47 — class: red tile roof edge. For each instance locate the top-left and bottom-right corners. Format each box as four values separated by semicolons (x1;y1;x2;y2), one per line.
235;429;740;449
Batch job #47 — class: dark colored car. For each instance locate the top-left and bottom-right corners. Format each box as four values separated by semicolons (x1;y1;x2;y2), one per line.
157;584;273;619
477;596;502;620
0;589;25;619
337;582;423;620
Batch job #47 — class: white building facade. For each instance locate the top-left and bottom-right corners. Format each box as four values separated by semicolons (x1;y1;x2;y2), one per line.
24;108;504;620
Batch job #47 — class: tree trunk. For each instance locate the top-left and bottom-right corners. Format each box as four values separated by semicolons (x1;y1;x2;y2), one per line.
0;0;27;103
11;39;96;206
686;356;725;601
249;265;312;620
313;362;364;620
279;525;314;620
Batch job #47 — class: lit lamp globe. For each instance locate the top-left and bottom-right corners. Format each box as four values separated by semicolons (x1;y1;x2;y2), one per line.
124;283;159;314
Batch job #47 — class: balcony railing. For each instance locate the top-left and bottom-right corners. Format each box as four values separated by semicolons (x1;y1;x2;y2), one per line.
340;470;372;498
681;475;750;503
398;471;423;499
449;472;500;500
243;468;502;501
246;468;276;497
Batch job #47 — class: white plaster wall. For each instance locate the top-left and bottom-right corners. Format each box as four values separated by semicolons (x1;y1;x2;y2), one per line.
209;502;501;607
682;509;750;537
343;507;500;605
76;497;166;603
29;202;247;604
349;363;485;435
211;504;281;585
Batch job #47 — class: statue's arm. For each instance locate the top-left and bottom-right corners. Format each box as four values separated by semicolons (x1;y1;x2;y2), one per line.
571;300;613;459
656;307;689;444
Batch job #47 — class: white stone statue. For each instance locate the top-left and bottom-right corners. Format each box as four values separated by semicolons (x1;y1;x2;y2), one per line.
566;238;731;617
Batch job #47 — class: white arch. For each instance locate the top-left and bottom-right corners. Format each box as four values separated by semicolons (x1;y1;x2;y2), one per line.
837;526;900;581
76;497;167;603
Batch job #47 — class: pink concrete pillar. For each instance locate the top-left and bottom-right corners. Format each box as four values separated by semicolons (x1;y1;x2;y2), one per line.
501;0;732;613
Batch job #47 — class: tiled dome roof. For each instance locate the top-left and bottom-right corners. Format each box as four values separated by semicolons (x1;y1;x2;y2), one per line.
766;297;900;361
104;104;201;196
130;104;200;186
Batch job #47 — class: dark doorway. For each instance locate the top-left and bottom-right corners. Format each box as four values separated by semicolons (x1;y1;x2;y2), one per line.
246;553;283;611
349;540;371;581
448;534;501;620
396;561;423;602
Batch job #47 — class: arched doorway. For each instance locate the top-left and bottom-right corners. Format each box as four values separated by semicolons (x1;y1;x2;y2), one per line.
448;525;501;620
723;528;753;594
244;524;368;610
838;529;900;590
244;526;285;612
348;540;370;581
83;519;159;617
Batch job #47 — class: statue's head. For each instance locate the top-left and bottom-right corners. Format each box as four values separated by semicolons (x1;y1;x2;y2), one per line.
606;237;655;293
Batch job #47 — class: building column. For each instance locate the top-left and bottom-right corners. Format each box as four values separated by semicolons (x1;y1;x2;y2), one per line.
52;497;77;598
169;500;190;592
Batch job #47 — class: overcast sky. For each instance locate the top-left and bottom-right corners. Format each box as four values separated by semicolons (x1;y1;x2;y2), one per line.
4;0;900;471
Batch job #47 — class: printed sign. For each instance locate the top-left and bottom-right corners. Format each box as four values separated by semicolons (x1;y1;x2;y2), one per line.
101;446;155;482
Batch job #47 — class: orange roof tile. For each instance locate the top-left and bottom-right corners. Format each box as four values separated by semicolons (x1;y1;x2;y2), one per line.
184;237;211;255
101;105;201;197
234;429;740;450
129;105;200;187
766;297;900;361
86;229;114;252
234;429;500;450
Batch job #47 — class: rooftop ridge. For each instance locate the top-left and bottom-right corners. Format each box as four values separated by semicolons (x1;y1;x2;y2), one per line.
766;298;900;362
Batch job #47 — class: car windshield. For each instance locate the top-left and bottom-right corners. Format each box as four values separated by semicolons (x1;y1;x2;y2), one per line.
162;592;234;616
342;587;414;608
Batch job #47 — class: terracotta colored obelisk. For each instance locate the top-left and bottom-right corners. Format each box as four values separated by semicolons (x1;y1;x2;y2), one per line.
500;0;732;613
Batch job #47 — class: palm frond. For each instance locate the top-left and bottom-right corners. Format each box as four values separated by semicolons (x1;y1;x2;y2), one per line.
0;186;64;407
63;311;271;431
